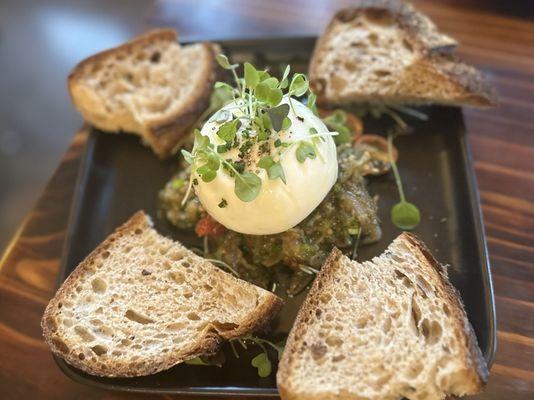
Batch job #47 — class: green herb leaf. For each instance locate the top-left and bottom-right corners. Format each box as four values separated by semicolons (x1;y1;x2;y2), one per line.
214;81;234;91
391;201;420;230
266;104;290;131
296;141;316;163
268;162;286;184
282;117;292;130
194;129;210;150
256;82;283;107
258;156;286;183
258;155;275;170
216;54;236;70
185;357;210;366
181;149;194;164
258;70;271;82
244;62;260;89
196;164;217;182
262;77;279;88
217;119;241;143
307;92;317;109
289;73;309;97
234;172;261;202
251;352;272;378
207;152;220;170
280;65;290;89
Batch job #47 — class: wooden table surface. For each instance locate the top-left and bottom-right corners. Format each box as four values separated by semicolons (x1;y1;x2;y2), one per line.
1;1;533;399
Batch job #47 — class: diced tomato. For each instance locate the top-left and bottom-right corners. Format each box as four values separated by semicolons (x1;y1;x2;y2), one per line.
195;216;226;237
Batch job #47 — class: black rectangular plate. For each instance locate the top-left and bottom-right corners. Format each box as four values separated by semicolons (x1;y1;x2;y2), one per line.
56;37;496;397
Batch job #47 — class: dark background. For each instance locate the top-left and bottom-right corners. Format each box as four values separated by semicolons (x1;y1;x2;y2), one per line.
0;0;532;253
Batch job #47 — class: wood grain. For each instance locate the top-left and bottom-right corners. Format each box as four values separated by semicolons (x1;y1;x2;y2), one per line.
1;1;533;398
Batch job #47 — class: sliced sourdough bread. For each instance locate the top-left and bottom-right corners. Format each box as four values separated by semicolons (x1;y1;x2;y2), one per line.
309;0;496;107
42;211;282;377
68;29;220;159
277;233;488;400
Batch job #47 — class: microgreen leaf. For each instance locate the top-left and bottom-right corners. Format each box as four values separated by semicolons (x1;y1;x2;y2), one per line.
234;172;261;202
181;149;194;164
216;54;237;70
296;141;316;163
258;70;271;82
256;82;283;106
251;353;272;378
391;201;421;230
289;73;309;97
194;129;210;150
197;164;217;182
388;133;421;229
217;119;241;143
244;62;260;89
258;156;286;184
207;152;220;170
214;81;234;91
307;92;317;109
280;65;290;89
268;162;286;184
266;104;290;131
258;155;274;170
322;110;351;144
262;77;279;88
282;117;292;130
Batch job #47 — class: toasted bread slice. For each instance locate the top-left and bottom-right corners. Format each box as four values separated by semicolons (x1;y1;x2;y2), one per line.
309;0;496;107
42;211;282;377
68;29;219;158
277;233;488;400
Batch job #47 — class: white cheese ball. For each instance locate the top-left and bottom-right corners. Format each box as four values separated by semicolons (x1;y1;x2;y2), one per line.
193;97;338;235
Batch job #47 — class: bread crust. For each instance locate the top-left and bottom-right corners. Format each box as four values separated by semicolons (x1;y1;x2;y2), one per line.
277;248;345;400
42;211;282;377
145;42;221;158
401;233;489;389
309;2;496;107
277;233;488;399
68;30;220;159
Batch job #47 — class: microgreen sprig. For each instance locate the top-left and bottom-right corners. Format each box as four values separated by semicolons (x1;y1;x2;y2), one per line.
388;133;421;230
234;336;285;378
182;55;329;203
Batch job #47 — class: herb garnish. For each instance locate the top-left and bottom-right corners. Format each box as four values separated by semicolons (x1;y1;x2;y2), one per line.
388;134;421;230
181;55;332;203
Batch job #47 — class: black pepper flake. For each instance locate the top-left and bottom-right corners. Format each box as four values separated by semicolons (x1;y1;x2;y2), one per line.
193;178;198;186
259;142;270;154
234;160;245;173
297;116;304;122
142;269;152;276
218;199;228;208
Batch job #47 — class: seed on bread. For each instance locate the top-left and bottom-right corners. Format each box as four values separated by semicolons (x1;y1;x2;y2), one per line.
309;0;496;107
68;29;220;158
277;233;488;400
41;211;283;377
